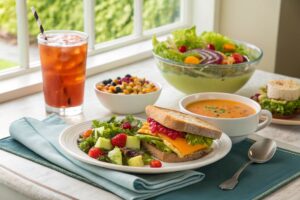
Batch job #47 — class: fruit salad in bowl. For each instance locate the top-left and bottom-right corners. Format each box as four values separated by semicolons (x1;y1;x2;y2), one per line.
153;26;263;93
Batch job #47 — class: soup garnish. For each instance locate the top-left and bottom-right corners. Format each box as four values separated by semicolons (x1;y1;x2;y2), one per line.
186;99;256;118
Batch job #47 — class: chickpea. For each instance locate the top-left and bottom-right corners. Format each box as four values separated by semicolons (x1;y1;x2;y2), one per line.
126;85;132;90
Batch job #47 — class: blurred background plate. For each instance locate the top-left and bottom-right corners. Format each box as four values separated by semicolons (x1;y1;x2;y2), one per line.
271;116;300;126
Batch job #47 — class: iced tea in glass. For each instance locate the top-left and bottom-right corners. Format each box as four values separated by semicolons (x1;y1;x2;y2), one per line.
38;30;88;115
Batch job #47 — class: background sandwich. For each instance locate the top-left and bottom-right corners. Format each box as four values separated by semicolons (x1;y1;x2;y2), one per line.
137;105;222;163
251;79;300;118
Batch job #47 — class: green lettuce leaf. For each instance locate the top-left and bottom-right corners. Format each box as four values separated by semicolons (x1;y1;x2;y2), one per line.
121;115;143;132
201;31;252;58
259;97;300;116
136;134;162;141
150;140;173;153
258;88;300;116
78;137;96;153
171;26;204;49
152;35;187;62
185;133;213;146
142;153;153;165
136;134;172;153
200;31;234;51
152;26;254;63
91;116;143;139
92;116;119;128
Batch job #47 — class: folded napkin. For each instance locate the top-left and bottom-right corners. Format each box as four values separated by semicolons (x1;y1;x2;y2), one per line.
9;114;205;200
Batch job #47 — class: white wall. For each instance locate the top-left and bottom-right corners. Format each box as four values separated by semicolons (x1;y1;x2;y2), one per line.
218;0;281;72
192;0;220;32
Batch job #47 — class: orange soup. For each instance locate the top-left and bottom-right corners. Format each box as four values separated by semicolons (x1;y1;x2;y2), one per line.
186;99;256;118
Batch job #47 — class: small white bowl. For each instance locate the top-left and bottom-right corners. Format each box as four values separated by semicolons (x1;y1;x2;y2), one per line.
179;92;272;143
94;80;162;114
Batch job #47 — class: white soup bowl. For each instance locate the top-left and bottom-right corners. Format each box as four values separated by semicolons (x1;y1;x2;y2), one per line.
179;92;272;143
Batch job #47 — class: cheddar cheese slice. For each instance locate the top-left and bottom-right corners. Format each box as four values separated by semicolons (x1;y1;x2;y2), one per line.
158;134;207;157
138;122;156;135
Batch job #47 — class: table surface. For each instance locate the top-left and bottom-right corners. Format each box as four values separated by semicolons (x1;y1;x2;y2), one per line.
0;58;299;200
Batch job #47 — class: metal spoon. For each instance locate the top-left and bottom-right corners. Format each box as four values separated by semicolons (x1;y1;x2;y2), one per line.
219;138;277;190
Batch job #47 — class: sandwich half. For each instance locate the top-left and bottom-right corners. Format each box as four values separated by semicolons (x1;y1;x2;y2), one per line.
251;80;300;118
137;105;222;163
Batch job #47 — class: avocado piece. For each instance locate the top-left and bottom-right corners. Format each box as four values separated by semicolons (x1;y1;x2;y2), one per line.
126;136;140;150
95;137;112;150
128;155;144;167
108;147;122;165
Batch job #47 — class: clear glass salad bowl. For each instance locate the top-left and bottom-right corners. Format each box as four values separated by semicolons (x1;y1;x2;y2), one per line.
153;41;263;94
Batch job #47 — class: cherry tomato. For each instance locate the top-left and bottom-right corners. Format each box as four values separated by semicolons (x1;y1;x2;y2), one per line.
82;129;93;138
232;53;244;63
178;45;187;53
207;44;215;50
88;147;103;159
150;160;162;168
122;122;132;130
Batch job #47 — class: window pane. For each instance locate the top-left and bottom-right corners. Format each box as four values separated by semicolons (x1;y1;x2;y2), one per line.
95;0;134;43
143;0;180;30
0;0;19;72
27;0;84;63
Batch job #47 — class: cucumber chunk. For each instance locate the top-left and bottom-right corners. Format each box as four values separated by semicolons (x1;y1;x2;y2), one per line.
95;137;112;150
126;136;140;150
93;127;104;139
108;147;122;165
128;155;144;167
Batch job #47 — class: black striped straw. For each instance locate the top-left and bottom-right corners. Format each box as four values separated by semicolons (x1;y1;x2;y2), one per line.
31;7;47;40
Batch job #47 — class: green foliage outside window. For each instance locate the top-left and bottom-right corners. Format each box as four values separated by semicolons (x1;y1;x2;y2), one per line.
94;0;133;43
143;0;180;30
0;0;180;44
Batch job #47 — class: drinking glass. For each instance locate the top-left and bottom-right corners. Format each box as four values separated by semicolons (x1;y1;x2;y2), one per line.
38;30;88;115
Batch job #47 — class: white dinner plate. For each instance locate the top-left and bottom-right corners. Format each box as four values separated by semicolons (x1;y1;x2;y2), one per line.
271;116;300;126
261;115;300;126
59;117;232;174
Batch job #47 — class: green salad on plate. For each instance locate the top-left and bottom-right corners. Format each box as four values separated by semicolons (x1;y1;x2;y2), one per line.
78;116;164;167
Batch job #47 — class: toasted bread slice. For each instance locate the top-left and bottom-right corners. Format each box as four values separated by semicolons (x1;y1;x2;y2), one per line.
145;105;222;139
267;80;300;101
143;142;212;163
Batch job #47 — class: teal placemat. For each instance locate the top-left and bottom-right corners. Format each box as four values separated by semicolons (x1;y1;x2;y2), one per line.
153;140;300;200
1;137;299;200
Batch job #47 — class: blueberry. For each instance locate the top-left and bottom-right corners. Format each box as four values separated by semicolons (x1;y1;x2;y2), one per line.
117;77;121;80
102;80;108;85
115;87;123;93
107;79;112;83
112;82;117;86
125;74;131;78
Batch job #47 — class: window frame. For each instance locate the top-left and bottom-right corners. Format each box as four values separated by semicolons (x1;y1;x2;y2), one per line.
0;0;191;80
0;0;220;103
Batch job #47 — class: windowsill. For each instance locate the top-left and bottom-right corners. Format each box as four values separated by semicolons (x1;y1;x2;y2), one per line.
0;36;162;103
